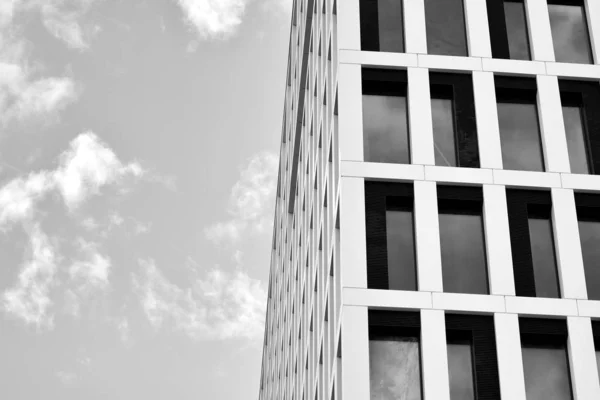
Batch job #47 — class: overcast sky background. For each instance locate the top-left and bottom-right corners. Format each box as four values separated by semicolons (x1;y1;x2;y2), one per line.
0;0;289;398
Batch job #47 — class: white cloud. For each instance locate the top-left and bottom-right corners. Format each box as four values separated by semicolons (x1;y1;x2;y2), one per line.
205;151;277;243
3;224;58;329
133;259;266;341
69;239;111;288
174;0;250;39
56;371;77;386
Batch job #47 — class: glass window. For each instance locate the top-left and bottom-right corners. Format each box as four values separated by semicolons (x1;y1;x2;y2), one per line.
431;97;457;167
363;94;410;164
548;3;593;64
447;340;475;400
498;101;545;171
563;105;590;174
378;0;404;52
504;1;531;60
577;220;600;300
369;336;422;400
386;210;417;291
596;351;600;378
528;216;561;298
424;0;468;56
439;211;489;294
522;344;573;400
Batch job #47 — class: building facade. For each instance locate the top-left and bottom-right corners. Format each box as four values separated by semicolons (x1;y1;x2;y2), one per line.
259;0;600;399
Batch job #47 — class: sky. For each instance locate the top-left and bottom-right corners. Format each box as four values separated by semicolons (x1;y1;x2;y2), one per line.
0;0;290;398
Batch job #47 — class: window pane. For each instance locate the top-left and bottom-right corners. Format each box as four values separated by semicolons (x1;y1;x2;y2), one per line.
386;210;417;291
370;337;422;400
528;217;560;298
432;98;457;167
498;102;545;171
363;94;410;164
504;1;531;60
563;105;589;174
424;0;468;56
578;220;600;300
548;4;593;64
596;351;600;378
447;342;475;400
439;212;489;294
378;0;404;52
522;345;572;400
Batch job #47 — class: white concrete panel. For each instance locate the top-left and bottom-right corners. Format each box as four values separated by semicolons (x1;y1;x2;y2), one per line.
473;71;503;169
495;313;527;400
337;0;361;51
339;50;419;68
545;62;600;79
505;296;578;316
493;169;562;188
537;75;571;173
481;58;547;76
464;0;492;58
403;0;428;54
431;292;506;313
567;317;600;400
483;185;516;296
421;310;451;400
585;0;600;65
340;177;368;289
342;288;433;310
577;300;600;318
338;64;364;162
414;181;444;292
551;189;588;299
408;68;435;165
424;166;493;185
418;54;482;72
341;306;370;399
562;173;600;191
525;0;556;62
341;161;426;181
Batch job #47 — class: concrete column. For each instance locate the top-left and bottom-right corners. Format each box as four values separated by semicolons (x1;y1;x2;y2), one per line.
337;0;361;51
338;63;363;162
421;310;451;400
404;0;428;54
495;313;527;400
341;306;370;400
525;0;556;61
414;181;443;292
567;317;600;400
408;67;435;165
464;0;493;58
340;177;367;289
473;71;503;169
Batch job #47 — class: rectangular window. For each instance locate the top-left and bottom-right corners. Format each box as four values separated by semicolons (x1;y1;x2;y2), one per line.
424;0;468;56
438;187;489;295
386;208;417;291
496;78;545;172
447;338;475;400
575;194;600;301
369;336;422;399
594;322;600;379
528;211;561;298
563;105;590;174
430;73;480;168
548;1;593;64
360;0;405;52
503;0;531;60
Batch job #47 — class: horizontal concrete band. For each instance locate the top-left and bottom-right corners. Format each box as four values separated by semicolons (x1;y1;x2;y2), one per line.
339;50;600;80
343;287;600;318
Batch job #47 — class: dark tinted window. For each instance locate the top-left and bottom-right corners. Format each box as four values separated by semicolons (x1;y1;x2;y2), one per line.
528;215;560;298
578;219;600;300
363;94;410;163
431;97;457;167
563;105;590;174
439;208;489;294
378;0;404;52
424;0;468;56
447;340;475;400
504;1;531;60
548;3;593;64
498;101;544;171
522;343;573;400
386;210;417;291
369;336;422;399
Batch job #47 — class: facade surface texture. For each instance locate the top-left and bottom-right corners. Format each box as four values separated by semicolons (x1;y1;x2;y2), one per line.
259;0;600;399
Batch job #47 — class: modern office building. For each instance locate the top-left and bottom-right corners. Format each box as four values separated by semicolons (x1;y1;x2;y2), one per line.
259;0;600;399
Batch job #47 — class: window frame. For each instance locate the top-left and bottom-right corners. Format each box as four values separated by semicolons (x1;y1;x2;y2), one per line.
507;190;563;297
486;0;532;60
559;80;600;175
430;72;480;168
365;181;416;290
446;314;501;400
